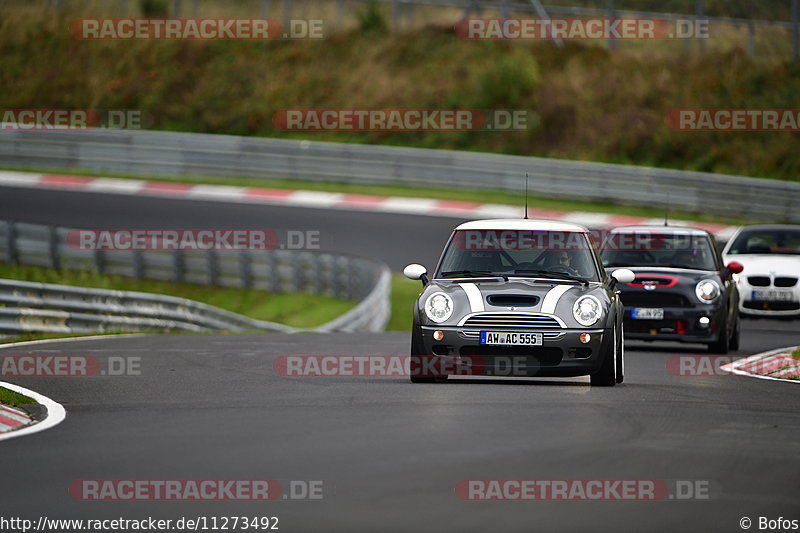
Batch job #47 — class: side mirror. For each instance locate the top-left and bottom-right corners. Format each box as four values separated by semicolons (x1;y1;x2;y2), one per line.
611;268;635;284
727;261;744;275
403;263;429;285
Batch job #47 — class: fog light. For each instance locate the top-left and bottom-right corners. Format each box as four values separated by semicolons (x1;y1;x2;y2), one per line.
698;317;710;328
433;330;444;341
579;333;591;344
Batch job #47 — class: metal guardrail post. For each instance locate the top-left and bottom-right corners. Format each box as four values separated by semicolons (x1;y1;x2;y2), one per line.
132;250;144;279
172;0;181;17
93;249;106;275
239;251;252;288
207;250;219;286
5;221;17;266
261;0;269;18
48;226;60;270
173;249;185;283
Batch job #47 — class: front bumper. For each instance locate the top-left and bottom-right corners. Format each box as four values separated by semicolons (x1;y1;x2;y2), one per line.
736;282;800;317
417;325;611;377
622;305;724;343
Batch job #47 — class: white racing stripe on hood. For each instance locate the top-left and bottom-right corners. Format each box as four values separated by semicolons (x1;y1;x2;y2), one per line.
540;285;572;314
459;283;485;312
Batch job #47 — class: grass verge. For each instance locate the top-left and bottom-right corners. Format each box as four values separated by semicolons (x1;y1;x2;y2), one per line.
0;262;356;329
0;386;35;408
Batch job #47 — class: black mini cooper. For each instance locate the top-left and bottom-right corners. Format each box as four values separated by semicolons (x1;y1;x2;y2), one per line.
599;226;743;353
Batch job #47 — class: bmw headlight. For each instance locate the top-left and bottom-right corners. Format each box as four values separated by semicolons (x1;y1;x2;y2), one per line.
424;292;453;323
695;279;720;303
573;295;602;327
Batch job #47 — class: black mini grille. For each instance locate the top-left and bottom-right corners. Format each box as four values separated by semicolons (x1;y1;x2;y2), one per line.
620;292;691;307
774;277;798;288
748;276;770;287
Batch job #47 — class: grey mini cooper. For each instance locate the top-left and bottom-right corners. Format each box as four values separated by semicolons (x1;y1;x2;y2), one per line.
403;219;634;386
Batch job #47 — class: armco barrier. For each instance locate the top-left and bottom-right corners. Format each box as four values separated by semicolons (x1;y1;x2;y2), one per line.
0;220;391;334
0;129;797;222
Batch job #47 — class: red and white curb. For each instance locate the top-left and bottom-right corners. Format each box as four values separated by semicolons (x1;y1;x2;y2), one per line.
721;347;800;384
0;381;65;441
0;403;31;432
0;170;738;239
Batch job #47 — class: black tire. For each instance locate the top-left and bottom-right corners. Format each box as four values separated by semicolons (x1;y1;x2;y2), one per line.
707;314;729;354
615;323;625;384
729;311;741;351
591;325;617;387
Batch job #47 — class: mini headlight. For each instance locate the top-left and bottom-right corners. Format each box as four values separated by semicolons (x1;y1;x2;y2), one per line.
573;295;602;327
695;280;720;303
424;292;453;323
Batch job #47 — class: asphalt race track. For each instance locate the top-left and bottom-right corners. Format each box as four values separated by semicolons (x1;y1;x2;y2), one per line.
0;186;464;271
1;185;799;532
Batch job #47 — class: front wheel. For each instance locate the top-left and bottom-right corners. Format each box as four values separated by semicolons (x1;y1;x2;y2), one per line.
729;311;741;351
707;315;729;354
615;323;625;384
591;325;618;387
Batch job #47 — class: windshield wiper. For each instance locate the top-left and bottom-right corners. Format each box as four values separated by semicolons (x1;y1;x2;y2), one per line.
513;269;589;285
440;270;508;281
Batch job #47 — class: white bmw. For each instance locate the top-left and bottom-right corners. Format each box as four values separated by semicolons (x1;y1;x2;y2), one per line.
722;225;800;317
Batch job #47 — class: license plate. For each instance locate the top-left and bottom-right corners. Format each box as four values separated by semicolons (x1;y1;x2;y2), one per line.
480;332;542;345
751;289;794;301
631;308;664;320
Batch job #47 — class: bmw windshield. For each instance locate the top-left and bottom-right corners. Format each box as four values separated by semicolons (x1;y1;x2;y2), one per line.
727;228;800;255
436;229;601;282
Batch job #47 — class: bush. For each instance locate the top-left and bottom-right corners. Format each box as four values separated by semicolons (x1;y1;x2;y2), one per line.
356;2;387;35
140;0;169;17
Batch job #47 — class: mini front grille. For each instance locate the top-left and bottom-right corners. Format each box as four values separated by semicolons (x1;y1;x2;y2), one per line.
774;277;798;288
748;276;771;287
633;276;674;286
461;313;562;330
620;292;691;307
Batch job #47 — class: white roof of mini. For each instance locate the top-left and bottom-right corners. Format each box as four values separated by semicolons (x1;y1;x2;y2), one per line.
608;225;711;236
455;219;588;232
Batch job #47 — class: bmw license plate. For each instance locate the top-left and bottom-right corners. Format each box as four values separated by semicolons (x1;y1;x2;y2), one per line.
631;308;664;320
480;332;542;345
751;289;793;301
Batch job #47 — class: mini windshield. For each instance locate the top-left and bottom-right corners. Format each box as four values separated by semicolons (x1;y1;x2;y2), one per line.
436;229;601;282
600;232;717;271
726;228;800;255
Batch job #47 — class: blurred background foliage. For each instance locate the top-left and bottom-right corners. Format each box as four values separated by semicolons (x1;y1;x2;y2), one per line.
1;1;799;181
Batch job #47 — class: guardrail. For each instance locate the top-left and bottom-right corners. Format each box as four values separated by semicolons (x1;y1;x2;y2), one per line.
1;128;798;223
0;219;391;334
